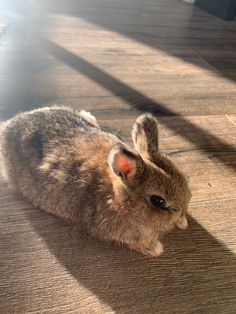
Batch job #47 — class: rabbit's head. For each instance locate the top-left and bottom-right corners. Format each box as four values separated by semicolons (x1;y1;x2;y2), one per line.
108;114;191;232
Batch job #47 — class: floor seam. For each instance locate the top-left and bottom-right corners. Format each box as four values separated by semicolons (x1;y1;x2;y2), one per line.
191;49;222;75
225;114;236;127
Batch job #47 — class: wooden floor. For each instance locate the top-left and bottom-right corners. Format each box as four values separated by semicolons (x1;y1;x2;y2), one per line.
0;0;236;313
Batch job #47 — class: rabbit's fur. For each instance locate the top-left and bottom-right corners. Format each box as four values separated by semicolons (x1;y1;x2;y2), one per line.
0;106;191;256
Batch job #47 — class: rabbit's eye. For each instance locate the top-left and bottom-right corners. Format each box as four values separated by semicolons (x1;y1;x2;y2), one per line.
150;195;166;209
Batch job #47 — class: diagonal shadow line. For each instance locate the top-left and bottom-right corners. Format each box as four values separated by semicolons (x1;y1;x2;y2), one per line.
26;211;236;314
43;39;236;172
43;0;236;85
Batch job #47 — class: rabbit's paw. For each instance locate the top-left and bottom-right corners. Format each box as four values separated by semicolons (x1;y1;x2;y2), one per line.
130;240;164;257
145;241;164;257
176;215;188;230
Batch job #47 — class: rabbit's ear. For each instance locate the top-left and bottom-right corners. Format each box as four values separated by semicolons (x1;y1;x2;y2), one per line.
131;113;159;159
108;144;143;182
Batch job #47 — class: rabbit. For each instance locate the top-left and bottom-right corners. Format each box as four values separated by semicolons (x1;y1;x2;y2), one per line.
0;106;191;256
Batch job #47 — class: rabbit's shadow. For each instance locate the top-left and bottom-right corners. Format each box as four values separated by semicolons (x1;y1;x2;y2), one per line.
28;210;236;313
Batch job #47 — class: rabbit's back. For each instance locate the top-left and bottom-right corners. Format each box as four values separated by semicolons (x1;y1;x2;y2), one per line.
0;107;115;218
3;106;98;146
1;107;94;174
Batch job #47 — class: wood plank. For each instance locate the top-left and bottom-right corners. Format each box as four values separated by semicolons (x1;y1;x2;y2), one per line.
227;114;236;125
1;75;236;103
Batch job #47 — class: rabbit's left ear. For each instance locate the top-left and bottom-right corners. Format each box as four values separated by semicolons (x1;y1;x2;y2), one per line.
131;113;159;159
108;144;144;183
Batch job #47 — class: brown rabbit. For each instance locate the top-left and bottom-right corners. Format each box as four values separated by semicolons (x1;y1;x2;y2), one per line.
0;106;191;256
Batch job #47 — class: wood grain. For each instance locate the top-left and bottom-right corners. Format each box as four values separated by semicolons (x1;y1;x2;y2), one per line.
0;0;236;313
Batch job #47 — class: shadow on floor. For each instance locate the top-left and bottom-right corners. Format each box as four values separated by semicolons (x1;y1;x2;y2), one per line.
42;39;236;173
27;208;236;313
39;0;236;83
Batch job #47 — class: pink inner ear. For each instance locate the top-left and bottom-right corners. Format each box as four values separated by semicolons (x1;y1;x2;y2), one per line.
116;155;136;176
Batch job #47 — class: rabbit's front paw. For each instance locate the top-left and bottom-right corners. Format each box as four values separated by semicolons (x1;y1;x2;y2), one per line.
176;215;188;230
129;240;164;257
145;241;164;257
